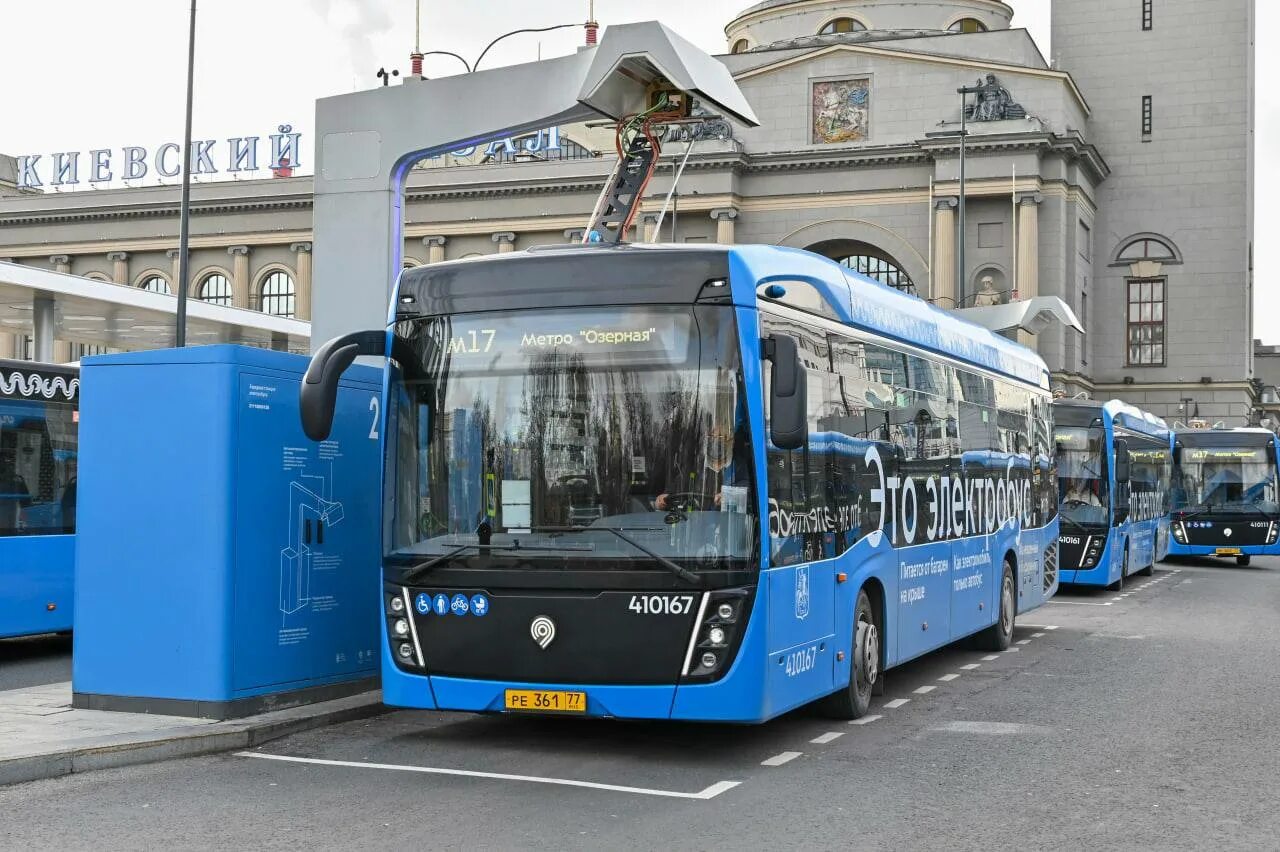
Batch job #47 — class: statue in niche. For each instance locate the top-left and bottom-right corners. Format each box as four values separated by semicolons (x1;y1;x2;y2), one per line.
965;73;1027;122
972;274;1007;307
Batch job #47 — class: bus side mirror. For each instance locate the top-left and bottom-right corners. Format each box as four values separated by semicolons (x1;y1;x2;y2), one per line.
301;330;386;441
763;334;806;451
1114;439;1131;484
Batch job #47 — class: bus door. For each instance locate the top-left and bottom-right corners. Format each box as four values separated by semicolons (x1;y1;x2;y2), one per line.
1111;439;1132;572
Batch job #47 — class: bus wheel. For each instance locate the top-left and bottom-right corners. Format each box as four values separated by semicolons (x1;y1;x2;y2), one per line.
1237;555;1252;567
1137;558;1154;577
820;589;879;720
1107;550;1128;592
975;560;1016;652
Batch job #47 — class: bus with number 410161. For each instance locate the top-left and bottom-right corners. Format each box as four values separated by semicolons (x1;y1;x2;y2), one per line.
299;243;1060;723
1053;399;1171;589
1170;426;1280;566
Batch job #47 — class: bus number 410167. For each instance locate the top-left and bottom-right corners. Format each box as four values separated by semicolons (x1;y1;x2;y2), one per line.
628;594;695;615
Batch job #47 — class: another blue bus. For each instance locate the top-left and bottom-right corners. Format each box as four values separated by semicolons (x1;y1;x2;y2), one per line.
1053;399;1171;589
0;359;79;639
300;244;1060;722
1170;427;1280;566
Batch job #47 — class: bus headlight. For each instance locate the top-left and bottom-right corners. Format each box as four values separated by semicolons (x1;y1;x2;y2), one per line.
397;642;415;659
389;596;406;614
1268;523;1278;545
393;618;410;637
1172;522;1187;544
682;589;752;679
1081;536;1104;569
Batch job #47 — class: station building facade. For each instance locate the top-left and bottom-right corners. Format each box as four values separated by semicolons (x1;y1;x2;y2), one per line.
0;0;1256;423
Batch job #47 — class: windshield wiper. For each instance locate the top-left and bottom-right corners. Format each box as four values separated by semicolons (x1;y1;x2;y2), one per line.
398;538;589;585
530;525;701;586
1058;514;1089;533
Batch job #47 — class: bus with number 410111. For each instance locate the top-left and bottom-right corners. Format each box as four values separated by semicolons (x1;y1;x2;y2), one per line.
1053;399;1171;589
1169;426;1280;566
299;243;1060;723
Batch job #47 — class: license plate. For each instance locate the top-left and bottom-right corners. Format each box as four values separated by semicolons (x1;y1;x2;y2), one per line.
504;689;586;714
1216;548;1242;556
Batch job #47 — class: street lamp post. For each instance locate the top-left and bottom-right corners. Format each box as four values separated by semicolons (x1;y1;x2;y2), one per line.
956;83;981;308
175;0;197;348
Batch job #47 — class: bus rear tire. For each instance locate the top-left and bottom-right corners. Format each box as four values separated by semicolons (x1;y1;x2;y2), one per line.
1137;560;1154;577
1236;555;1252;567
974;560;1015;652
819;589;879;720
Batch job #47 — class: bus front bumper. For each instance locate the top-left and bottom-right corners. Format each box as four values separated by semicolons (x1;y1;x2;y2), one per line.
1167;541;1278;558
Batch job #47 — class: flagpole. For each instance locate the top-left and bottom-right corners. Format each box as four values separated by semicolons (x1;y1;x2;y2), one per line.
175;0;197;347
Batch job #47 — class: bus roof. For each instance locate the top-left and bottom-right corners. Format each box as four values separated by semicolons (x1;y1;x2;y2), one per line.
727;245;1050;388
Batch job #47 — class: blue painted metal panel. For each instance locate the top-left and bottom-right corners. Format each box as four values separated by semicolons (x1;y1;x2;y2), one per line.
0;535;73;639
73;346;381;705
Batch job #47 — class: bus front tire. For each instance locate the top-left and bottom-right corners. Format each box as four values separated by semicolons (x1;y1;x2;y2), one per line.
1236;555;1252;567
975;560;1016;652
1107;550;1128;592
820;589;879;720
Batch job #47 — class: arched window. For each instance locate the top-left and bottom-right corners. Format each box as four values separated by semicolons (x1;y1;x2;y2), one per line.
1115;235;1179;264
259;271;296;318
198;273;232;306
139;275;171;294
731;38;750;54
838;254;915;295
948;18;988;33
819;17;867;35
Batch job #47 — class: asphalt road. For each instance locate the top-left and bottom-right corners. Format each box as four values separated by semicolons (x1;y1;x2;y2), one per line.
0;633;72;692
3;557;1279;850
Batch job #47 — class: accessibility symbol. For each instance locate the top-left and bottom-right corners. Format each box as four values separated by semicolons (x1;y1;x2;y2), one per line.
433;594;449;616
415;593;431;614
450;593;470;616
470;594;490;617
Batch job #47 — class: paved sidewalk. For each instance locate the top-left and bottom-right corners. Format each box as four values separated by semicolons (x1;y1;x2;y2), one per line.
0;682;385;786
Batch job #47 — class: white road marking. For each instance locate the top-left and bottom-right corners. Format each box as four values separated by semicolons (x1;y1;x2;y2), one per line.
938;673;960;682
1016;639;1031;645
960;663;981;671
1044;625;1059;630
761;751;802;767
981;654;1000;661
1031;632;1046;638
1048;600;1114;607
1005;647;1020;653
936;721;1044;735
811;732;844;744
913;685;937;695
849;714;883;726
237;752;740;800
884;698;911;709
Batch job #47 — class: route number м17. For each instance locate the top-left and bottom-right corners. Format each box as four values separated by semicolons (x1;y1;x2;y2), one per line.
628;594;696;615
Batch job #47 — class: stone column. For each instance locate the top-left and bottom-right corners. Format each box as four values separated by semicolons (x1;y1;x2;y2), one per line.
1015;193;1042;347
108;251;129;285
291;242;313;321
0;334;14;360
1016;193;1042;301
640;214;659;244
492;232;516;254
422;235;447;264
33;295;55;363
227;245;251;308
932;198;958;308
166;249;182;294
710;208;739;244
50;255;70;274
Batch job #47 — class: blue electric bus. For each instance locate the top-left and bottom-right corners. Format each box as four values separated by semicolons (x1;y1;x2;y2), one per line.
1053;399;1171;589
1170;427;1280;566
300;243;1059;722
0;359;79;639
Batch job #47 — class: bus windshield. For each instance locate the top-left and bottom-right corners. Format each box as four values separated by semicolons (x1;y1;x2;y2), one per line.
1175;445;1278;512
386;304;758;571
1055;425;1109;525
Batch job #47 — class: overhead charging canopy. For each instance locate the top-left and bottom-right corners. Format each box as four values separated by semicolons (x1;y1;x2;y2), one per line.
309;21;759;349
955;296;1085;336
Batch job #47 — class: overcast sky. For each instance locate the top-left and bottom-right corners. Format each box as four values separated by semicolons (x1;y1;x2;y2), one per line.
3;1;1274;339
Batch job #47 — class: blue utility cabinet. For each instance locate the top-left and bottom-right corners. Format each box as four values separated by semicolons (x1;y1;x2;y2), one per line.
72;346;382;718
